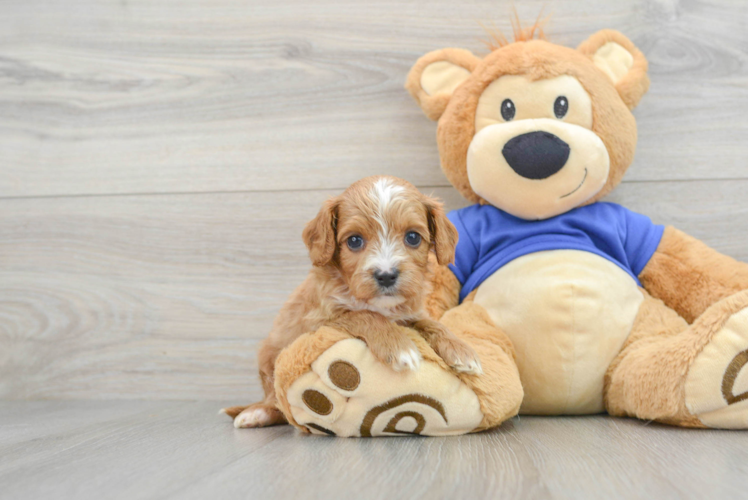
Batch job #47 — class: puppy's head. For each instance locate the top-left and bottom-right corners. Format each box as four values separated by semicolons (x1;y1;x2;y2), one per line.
302;176;458;310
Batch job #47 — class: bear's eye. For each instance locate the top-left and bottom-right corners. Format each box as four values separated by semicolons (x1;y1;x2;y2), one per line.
554;96;568;119
501;99;516;121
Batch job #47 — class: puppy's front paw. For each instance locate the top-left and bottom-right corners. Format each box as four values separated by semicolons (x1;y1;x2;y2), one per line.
434;337;483;375
368;339;422;372
390;348;422;372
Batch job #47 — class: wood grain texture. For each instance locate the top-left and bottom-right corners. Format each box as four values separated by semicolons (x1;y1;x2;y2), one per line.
1;401;748;500
1;0;747;198
4;182;748;400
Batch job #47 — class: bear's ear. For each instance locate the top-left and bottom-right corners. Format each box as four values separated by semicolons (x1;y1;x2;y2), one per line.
577;29;650;110
405;48;481;121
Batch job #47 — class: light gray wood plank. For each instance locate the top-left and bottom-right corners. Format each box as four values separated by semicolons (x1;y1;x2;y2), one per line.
3;181;748;400
0;400;177;448
195;415;748;500
0;401;288;499
1;0;747;198
1;401;747;500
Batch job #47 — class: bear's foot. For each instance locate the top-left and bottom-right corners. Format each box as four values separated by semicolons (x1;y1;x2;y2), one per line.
686;300;748;428
280;336;484;437
269;302;524;437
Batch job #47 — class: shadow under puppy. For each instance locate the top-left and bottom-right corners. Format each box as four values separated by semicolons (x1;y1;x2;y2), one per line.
225;175;482;428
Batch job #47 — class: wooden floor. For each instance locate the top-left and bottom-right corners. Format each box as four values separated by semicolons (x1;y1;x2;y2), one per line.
1;401;747;500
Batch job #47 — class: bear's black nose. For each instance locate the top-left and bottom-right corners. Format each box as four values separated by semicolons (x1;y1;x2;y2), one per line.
501;131;571;180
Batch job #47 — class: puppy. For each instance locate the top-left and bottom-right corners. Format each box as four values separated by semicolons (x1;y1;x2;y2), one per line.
226;176;481;428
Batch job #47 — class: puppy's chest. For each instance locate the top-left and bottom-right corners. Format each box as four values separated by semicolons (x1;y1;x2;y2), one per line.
303;295;422;330
473;249;644;414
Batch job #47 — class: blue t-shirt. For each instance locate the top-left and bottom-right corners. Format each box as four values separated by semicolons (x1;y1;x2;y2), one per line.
448;203;665;302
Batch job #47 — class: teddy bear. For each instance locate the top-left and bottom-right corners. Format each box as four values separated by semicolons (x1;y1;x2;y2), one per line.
246;27;748;436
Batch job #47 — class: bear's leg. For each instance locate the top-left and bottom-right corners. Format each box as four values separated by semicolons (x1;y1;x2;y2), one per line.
605;289;748;428
272;301;523;437
438;301;524;429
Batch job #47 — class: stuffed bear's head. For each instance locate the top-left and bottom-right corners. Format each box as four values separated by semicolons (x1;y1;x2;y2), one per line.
406;29;649;220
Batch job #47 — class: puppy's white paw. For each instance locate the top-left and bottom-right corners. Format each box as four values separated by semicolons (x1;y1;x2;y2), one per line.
234;406;276;428
434;338;483;376
391;349;422;372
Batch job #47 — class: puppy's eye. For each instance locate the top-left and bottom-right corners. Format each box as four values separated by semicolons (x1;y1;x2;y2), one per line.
404;231;422;248
554;96;568;119
501;99;515;121
346;235;365;251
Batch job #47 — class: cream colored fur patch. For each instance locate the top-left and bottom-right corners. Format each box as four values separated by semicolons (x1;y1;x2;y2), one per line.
593;42;634;84
474;250;643;414
686;307;748;428
420;61;471;96
286;338;483;437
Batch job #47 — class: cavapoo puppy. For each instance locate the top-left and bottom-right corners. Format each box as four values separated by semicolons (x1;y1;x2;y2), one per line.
226;175;481;428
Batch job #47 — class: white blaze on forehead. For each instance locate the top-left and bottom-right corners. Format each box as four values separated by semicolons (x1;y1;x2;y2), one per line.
366;178;407;273
370;177;406;232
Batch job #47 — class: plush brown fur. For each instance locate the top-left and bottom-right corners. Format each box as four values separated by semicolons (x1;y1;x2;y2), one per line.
640;226;748;323
605;290;748;426
603;289;695;424
438;301;523;430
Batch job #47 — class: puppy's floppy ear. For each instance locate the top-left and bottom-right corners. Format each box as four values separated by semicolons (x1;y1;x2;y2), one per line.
302;197;339;267
405;48;481;121
577;29;650;110
423;195;459;265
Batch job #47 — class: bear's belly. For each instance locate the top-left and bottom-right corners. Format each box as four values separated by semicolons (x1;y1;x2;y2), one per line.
473;250;644;414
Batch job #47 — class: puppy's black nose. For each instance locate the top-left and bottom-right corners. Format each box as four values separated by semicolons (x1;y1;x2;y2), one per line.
502;131;570;180
374;270;399;288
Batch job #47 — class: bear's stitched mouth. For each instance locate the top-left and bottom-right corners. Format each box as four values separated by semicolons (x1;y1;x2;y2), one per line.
560;168;588;199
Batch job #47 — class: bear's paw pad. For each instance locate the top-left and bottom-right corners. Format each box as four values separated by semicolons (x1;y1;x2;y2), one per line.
285;339;483;437
686;306;748;428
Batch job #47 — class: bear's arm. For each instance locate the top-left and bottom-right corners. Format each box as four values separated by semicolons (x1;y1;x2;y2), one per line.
639;226;748;323
425;253;462;320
